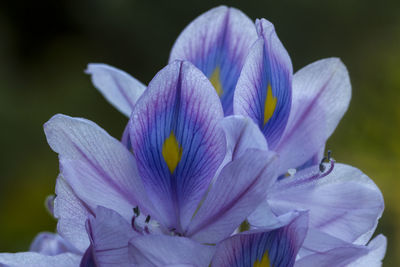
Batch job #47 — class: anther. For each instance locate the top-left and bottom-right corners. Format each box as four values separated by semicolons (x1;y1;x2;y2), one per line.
133;206;140;217
145;215;151;224
320;150;334;173
319;149;336;178
327;150;332;160
319;156;328;172
283;151;336;190
131;206;141;232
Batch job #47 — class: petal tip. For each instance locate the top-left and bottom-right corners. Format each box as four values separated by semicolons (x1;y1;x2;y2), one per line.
256;18;275;34
44;114;68;132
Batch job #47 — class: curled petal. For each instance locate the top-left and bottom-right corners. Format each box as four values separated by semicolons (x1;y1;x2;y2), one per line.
86;63;146;117
130;61;225;230
169;6;258;114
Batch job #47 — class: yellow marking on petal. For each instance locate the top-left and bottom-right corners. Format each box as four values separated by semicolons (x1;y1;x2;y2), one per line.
162;131;183;173
210;67;223;97
263;84;277;125
239;220;250;232
253;252;272;267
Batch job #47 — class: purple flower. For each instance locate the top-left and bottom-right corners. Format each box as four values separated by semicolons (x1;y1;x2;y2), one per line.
40;60;285;266
87;6;385;254
0;6;387;266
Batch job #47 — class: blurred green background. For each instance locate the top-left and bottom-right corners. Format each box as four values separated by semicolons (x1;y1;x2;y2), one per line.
0;0;399;265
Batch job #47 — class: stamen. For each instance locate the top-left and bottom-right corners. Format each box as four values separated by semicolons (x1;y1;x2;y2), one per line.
141;215;151;234
133;206;140;217
319;150;334;175
131;216;139;232
319;158;335;178
130;208;163;235
279;150;336;190
319;156;328;172
131;206;141;233
145;215;151;223
327;150;332;160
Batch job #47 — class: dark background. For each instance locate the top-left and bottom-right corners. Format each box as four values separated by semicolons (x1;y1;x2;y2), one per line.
0;0;399;265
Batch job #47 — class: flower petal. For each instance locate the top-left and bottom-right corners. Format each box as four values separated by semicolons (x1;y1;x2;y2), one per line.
129;235;215;267
296;231;386;267
220;115;268;162
211;211;308;267
0;252;81;267
295;145;325;172
248;204;301;230
268;163;384;244
81;206;136;267
214;115;269;181
44;114;155;222
347;234;387;267
234;19;292;148
86;63;146;117
296;247;367;267
54;176;90;253
130;61;225;230
29;232;79;256
276;58;351;173
169;6;258;114
121;123;132;150
185;149;277;243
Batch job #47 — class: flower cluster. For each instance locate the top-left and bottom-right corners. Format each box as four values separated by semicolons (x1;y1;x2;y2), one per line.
0;6;386;267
